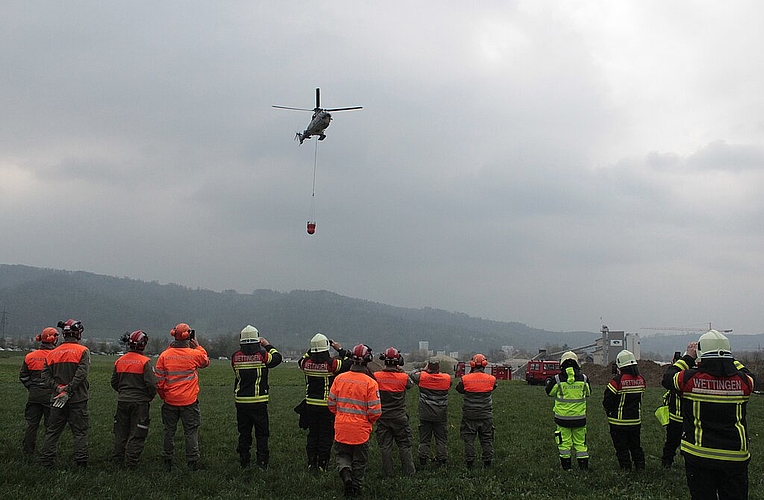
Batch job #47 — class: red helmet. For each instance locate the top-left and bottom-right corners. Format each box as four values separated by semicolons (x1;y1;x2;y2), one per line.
470;353;488;368
170;323;193;340
379;347;404;366
128;330;149;351
36;327;59;345
58;319;84;339
351;344;373;364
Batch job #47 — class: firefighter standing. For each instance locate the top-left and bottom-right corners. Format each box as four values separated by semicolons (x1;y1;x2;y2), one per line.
19;327;58;458
456;353;497;469
663;331;755;500
111;330;157;469
660;351;684;469
545;351;591;470
155;323;210;471
410;358;452;467
39;319;90;468
603;349;646;471
231;325;282;470
328;344;382;498
298;333;351;473
374;347;416;477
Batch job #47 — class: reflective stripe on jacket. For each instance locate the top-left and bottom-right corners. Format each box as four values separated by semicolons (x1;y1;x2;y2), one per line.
299;351;350;406
456;370;497;419
603;373;645;426
410;370;451;423
327;370;382;444
155;342;209;406
375;369;412;421
547;367;590;427
672;364;754;466
231;345;282;404
111;351;157;403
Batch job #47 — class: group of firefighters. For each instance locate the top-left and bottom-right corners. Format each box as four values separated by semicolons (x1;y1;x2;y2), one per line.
546;331;755;500
19;321;754;499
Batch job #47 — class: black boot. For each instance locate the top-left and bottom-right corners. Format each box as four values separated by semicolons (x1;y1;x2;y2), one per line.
340;468;354;497
635;461;645;471
483;460;492;468
577;458;589;470
163;459;172;472
560;457;572;470
466;461;474;469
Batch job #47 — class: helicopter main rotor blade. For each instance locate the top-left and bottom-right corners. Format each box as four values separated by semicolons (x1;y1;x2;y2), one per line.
325;106;363;112
316;88;320;109
272;105;314;112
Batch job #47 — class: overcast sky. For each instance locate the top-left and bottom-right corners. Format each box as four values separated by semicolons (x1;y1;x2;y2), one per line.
2;1;763;336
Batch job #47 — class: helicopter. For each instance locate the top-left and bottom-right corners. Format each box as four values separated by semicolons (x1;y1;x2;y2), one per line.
273;88;362;144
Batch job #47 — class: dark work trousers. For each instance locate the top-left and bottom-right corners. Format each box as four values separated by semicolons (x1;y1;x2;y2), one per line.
39;401;89;467
22;400;50;456
460;417;495;463
305;404;335;468
113;401;151;467
685;461;748;500
418;419;448;462
609;424;644;470
161;401;201;463
335;440;370;490
662;420;683;467
376;415;416;476
236;402;270;465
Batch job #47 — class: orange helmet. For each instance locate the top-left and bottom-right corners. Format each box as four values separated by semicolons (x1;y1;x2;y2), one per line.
36;327;59;345
470;353;488;368
170;323;193;340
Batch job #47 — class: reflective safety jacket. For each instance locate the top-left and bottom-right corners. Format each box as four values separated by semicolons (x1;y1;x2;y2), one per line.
111;350;157;403
546;366;590;428
410;370;451;423
231;344;282;404
603;372;645;426
299;350;351;406
327;368;382;444
20;344;56;404
666;358;754;468
663;356;694;423
42;339;90;404
155;341;210;406
374;368;413;421
456;369;497;420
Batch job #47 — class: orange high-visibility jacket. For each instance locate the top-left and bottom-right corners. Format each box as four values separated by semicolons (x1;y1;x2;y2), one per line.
328;370;382;445
155;343;209;406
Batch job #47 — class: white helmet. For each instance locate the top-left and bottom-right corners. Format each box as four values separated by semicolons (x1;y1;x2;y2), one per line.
697;330;732;359
560;351;578;364
615;349;637;368
310;333;330;353
240;325;260;344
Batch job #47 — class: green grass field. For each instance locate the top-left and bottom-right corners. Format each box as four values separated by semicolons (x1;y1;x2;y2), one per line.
1;352;761;499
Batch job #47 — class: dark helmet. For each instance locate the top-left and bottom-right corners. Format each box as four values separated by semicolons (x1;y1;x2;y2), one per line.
57;319;84;339
351;344;373;364
128;330;149;351
379;347;404;366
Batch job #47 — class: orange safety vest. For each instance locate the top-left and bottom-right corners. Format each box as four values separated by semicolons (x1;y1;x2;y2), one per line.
461;371;496;393
156;345;209;406
328;370;382;444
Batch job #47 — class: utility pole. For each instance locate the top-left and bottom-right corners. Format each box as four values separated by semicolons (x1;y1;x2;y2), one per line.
0;309;8;344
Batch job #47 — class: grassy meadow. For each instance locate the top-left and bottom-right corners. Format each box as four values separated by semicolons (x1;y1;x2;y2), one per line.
1;352;762;499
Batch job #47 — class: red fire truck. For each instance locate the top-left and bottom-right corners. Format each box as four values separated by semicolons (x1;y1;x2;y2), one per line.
455;362;512;380
524;360;561;385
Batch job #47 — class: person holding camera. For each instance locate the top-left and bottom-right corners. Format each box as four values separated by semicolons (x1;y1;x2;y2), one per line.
374;347;416;477
155;323;209;471
410;357;452;467
111;330;156;469
456;353;498;469
298;333;352;473
231;325;282;470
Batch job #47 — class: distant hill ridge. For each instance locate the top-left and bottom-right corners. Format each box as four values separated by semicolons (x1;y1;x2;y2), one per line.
0;264;599;353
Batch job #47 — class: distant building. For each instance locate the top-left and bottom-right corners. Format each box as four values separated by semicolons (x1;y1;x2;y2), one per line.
419;341;429;352
449;351;459;359
592;326;641;365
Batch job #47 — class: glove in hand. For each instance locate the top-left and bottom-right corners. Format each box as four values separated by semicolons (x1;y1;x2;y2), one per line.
53;391;70;408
